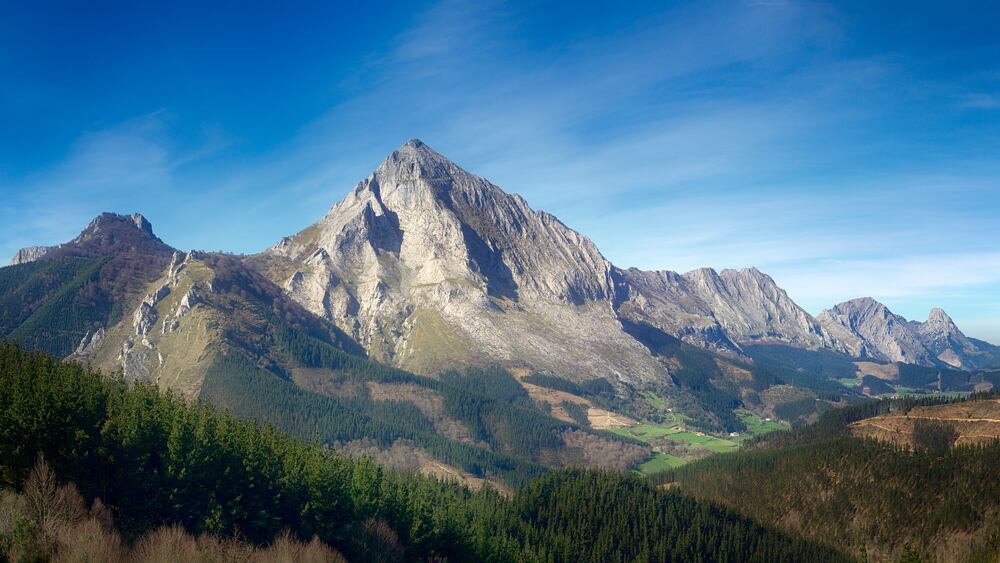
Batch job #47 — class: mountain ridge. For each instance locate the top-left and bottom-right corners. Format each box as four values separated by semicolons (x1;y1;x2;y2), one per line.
251;139;996;378
13;141;993;379
818;297;1000;370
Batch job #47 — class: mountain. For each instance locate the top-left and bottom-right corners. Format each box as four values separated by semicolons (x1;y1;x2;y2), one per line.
3;140;996;480
251;139;665;385
817;297;1000;370
0;212;175;358
614;266;844;355
252;139;858;386
2;212;362;398
0;210;652;485
915;308;1000;369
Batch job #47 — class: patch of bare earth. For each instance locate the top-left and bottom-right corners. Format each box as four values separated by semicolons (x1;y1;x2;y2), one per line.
510;369;637;428
560;429;649;470
365;382;480;446
291;368;364;398
586;408;636;429
854;361;899;381
850;399;1000;447
510;368;592;424
335;438;504;493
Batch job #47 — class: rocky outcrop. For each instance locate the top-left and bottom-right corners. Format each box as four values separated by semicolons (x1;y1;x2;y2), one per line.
130;212;154;236
9;245;54;265
74;327;105;356
122;275;176;380
817;298;931;365
914;308;1000;369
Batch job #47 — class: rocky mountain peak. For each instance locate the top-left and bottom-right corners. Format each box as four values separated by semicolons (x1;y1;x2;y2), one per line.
818;298;931;366
817;297;999;370
130;213;154;236
260;139;633;379
832;297;884;317
373;139;457;186
615;264;841;355
9;212;159;266
77;212;157;241
925;307;954;326
256;140;995;379
9;246;52;266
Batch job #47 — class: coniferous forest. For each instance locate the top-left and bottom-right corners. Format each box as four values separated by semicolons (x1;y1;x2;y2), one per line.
0;341;850;562
655;396;1000;562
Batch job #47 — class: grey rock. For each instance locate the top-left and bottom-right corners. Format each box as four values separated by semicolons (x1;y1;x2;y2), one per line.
816;298;998;369
615;266;844;355
131;213;154;236
817;297;930;364
263;139;661;383
9;246;53;265
259;139;996;379
74;327;105;356
914;308;999;370
119;339;153;383
132;302;158;337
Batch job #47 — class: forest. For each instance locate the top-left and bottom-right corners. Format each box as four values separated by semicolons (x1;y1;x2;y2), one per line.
655;394;1000;562
0;341;849;562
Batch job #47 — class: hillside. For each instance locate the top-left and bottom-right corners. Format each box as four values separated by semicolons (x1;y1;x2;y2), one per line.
0;213;174;358
656;396;1000;562
850;398;1000;447
0;342;850;562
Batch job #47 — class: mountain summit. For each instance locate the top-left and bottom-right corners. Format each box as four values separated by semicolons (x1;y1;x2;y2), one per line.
9;212;159;265
257;139;649;381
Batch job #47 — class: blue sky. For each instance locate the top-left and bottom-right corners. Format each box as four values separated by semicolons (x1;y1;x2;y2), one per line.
1;1;999;341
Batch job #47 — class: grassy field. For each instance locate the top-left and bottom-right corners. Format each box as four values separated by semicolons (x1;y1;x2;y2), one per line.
641;390;667;410
668;432;740;453
609;423;680;441
610;423;741;453
736;409;788;436
836;377;861;388
623;408;791;475
636;452;687;475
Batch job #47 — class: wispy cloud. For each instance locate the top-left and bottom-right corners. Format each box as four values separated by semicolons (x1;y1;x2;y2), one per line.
0;112;231;259
961;93;1000;109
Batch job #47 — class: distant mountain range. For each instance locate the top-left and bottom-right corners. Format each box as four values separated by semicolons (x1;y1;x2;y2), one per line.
2;139;998;445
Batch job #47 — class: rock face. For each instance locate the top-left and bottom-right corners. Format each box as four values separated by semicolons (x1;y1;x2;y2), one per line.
914;308;1000;369
817;298;931;364
615;266;844;355
817;298;999;369
9;245;53;265
261;139;661;383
